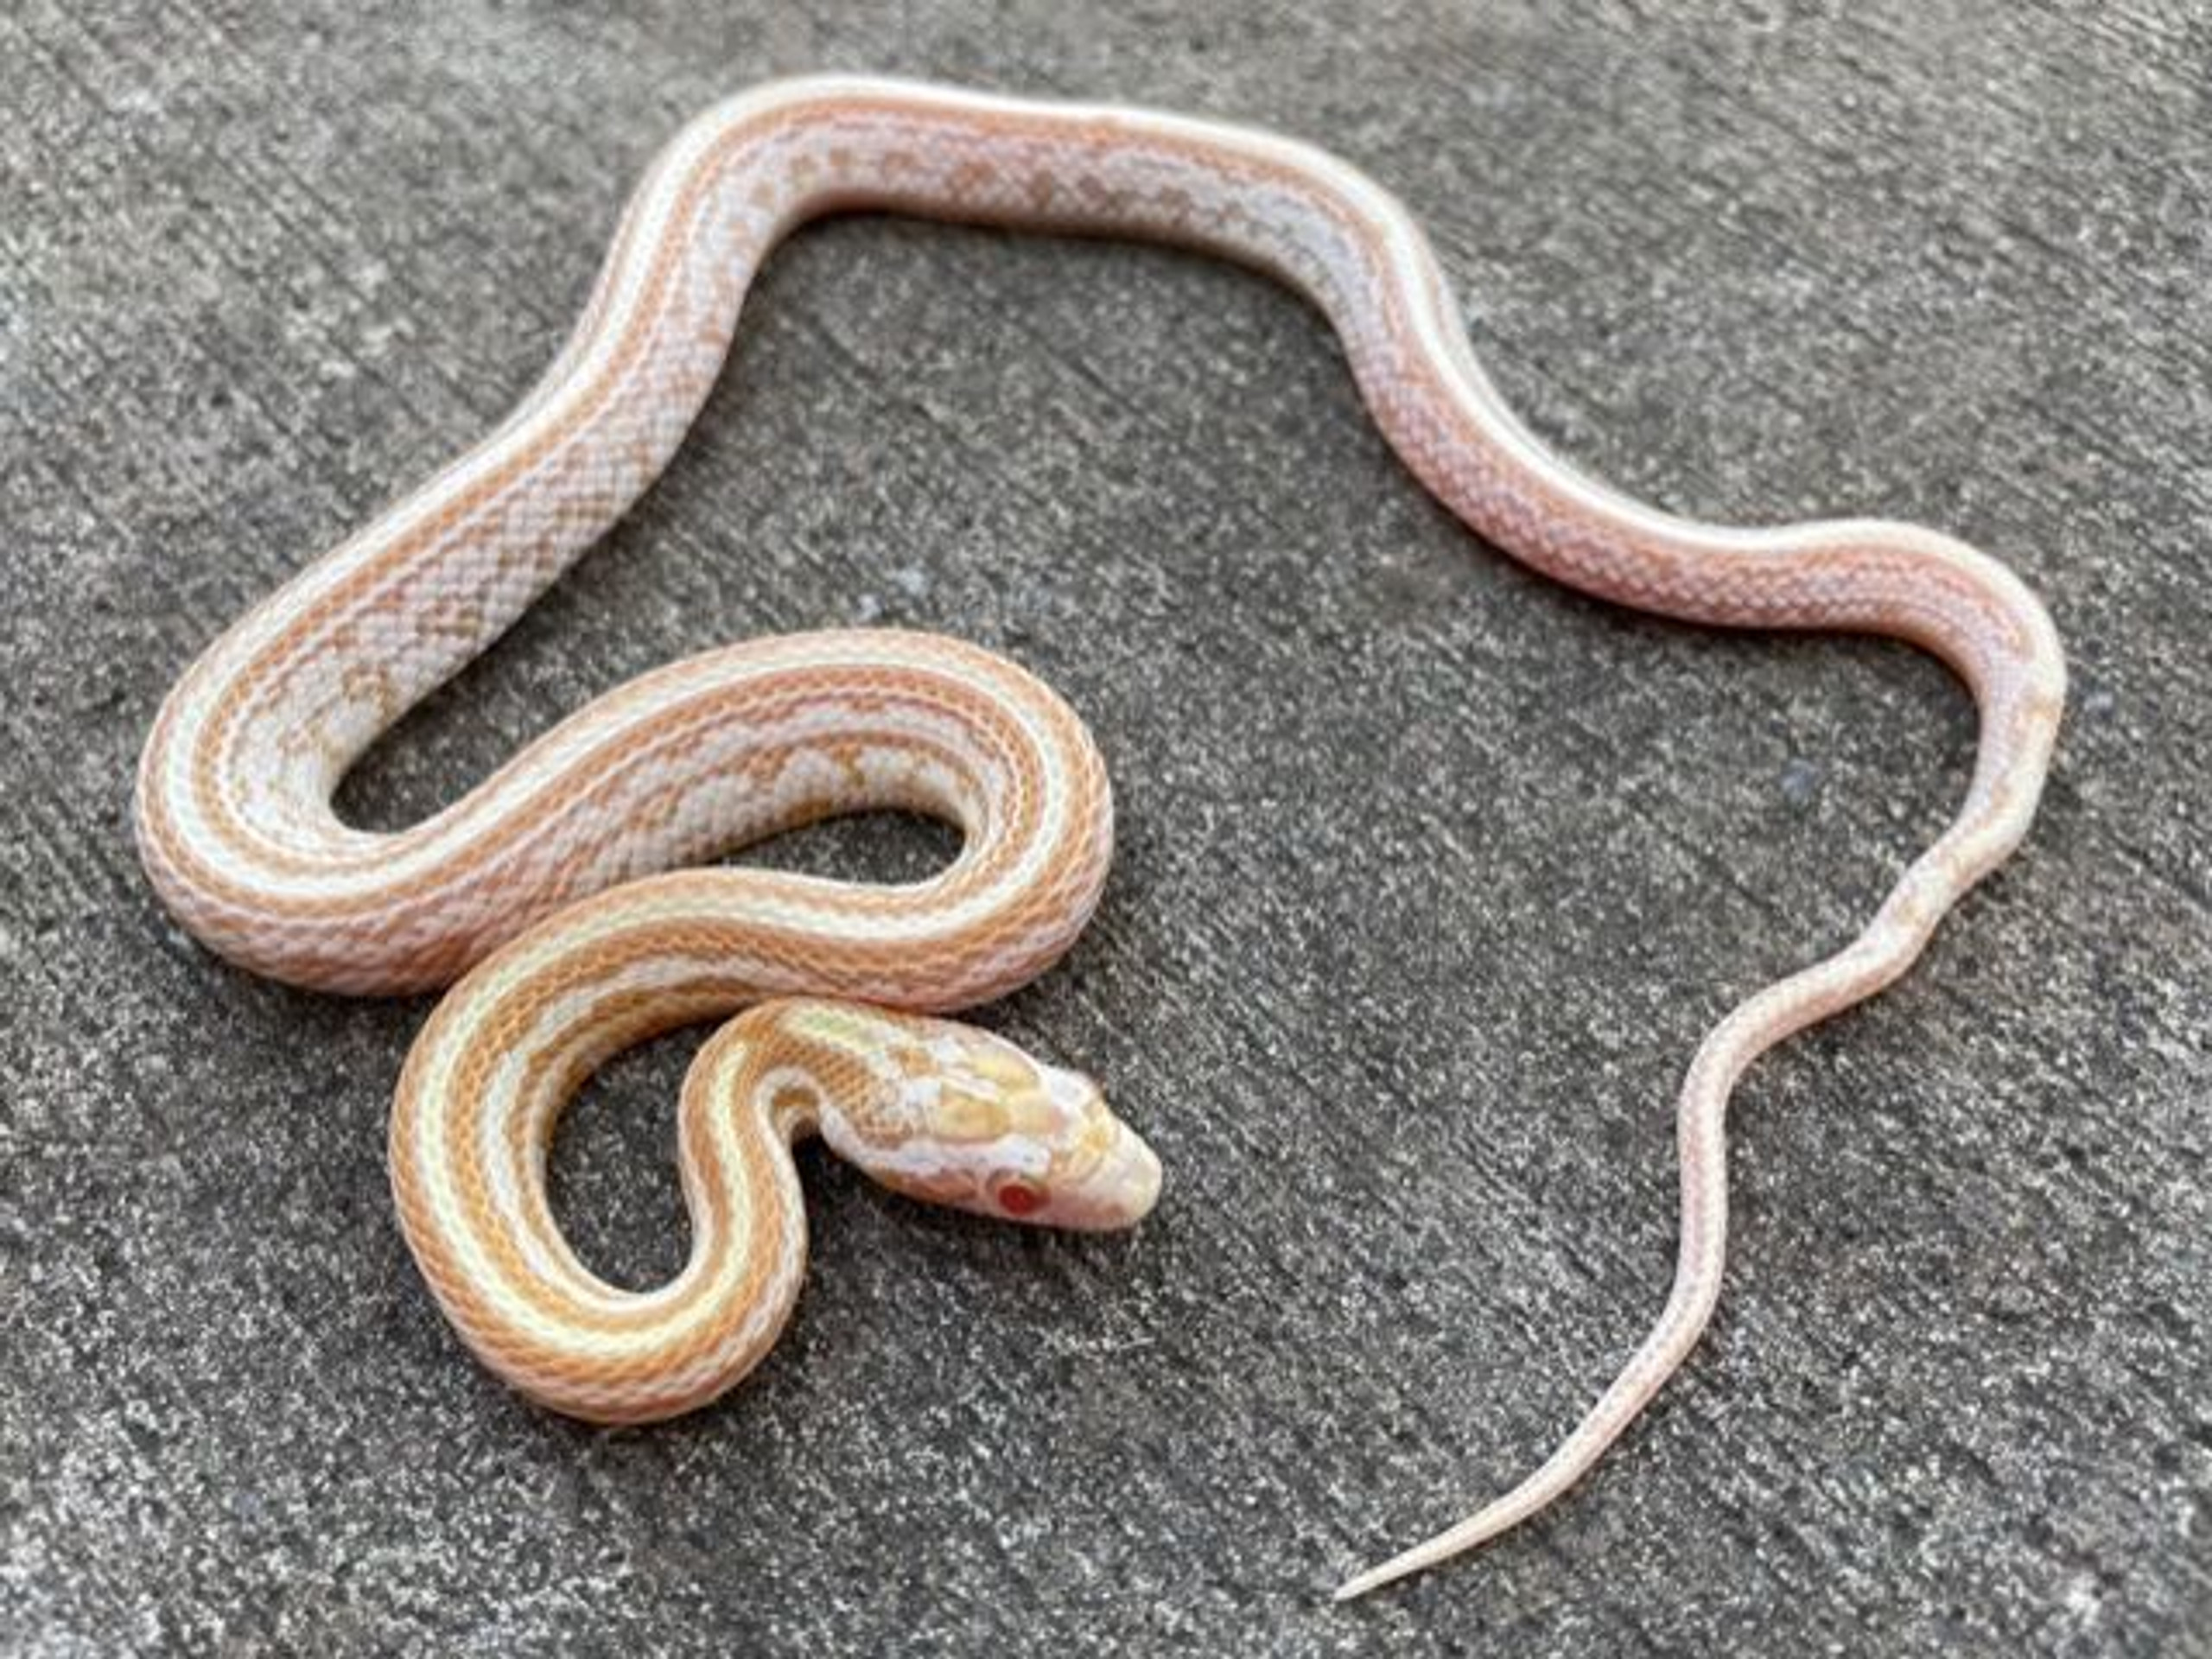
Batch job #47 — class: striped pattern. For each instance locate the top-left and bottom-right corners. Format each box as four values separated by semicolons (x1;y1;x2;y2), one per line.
396;995;1159;1425
130;77;2066;1599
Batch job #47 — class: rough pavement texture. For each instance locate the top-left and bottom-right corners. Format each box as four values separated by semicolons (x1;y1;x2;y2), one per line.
3;3;2208;1655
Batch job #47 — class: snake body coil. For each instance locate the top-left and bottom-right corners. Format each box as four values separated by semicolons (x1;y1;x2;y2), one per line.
134;76;2065;1599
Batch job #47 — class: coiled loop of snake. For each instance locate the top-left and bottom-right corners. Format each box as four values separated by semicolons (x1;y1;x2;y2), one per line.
133;77;2064;1599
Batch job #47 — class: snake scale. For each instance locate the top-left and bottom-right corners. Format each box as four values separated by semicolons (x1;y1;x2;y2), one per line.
133;76;2065;1599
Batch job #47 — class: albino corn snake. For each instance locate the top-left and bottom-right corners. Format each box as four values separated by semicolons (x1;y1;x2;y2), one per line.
132;75;2066;1600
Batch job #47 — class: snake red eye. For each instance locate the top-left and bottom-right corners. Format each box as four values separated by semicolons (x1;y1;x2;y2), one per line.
997;1180;1046;1217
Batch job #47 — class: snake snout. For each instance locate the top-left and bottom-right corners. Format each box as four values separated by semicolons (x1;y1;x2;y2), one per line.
1025;1060;1161;1230
1058;1107;1164;1231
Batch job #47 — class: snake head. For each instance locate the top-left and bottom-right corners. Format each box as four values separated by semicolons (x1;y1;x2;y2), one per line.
774;1001;1161;1231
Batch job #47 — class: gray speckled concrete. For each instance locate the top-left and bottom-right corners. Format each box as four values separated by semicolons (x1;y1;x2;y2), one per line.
3;3;2208;1654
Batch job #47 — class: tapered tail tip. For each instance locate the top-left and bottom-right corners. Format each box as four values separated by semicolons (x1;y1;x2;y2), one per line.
1332;1507;1515;1602
1332;1541;1444;1603
1332;1569;1385;1604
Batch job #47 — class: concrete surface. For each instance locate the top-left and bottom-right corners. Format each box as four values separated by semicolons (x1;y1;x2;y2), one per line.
3;3;2208;1654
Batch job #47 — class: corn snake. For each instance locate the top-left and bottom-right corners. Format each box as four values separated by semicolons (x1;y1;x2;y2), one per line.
132;74;2066;1600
